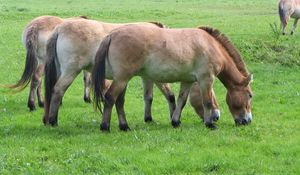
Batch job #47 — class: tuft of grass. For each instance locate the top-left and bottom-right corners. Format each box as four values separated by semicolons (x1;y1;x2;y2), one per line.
269;22;281;41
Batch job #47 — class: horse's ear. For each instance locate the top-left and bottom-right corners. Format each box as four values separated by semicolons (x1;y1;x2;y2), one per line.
244;74;253;86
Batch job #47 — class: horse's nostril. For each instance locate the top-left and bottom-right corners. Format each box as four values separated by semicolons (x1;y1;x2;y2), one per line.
211;109;220;121
235;118;250;126
242;119;248;125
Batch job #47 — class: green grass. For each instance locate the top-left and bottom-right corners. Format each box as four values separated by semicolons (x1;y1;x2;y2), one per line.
1;0;300;174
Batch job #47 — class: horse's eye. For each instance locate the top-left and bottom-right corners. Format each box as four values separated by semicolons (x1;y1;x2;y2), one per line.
249;93;253;98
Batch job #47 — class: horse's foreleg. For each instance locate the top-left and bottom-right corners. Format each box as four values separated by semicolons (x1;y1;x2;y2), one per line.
83;71;92;103
291;18;299;35
155;83;176;119
197;75;216;129
48;73;78;126
101;80;128;131
189;84;220;122
142;78;154;122
115;85;129;131
189;83;204;119
171;83;192;128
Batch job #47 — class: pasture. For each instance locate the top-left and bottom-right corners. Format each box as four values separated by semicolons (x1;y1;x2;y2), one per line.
0;0;300;174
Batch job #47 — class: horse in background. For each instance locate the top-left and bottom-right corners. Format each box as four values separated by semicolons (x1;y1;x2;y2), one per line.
92;24;253;131
4;15;91;111
279;0;300;35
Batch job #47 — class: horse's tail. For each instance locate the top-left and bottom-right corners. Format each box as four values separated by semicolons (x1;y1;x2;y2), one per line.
5;25;38;90
44;30;59;108
278;2;287;26
92;36;112;113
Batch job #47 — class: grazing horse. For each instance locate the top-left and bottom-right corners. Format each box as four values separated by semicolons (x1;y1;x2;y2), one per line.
279;0;300;35
92;24;253;131
5;15;91;111
43;19;179;128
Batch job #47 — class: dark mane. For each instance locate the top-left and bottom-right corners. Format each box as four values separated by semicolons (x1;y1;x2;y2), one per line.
78;15;88;19
199;26;248;76
149;21;168;28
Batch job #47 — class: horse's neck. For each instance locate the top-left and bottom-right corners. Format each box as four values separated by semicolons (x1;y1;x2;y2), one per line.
217;59;245;89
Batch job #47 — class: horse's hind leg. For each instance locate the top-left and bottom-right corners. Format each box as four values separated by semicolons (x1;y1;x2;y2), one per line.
142;78;154;122
27;64;44;111
36;64;45;108
83;70;92;103
171;83;192;127
115;85;130;131
291;18;299;35
155;83;176;119
100;80;128;131
281;15;290;35
48;72;79;126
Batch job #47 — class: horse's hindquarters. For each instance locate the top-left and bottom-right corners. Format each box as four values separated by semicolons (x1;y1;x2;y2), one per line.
291;8;300;18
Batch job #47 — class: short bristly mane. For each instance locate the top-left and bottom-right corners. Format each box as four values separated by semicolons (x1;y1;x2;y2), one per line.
149;21;168;28
199;26;248;77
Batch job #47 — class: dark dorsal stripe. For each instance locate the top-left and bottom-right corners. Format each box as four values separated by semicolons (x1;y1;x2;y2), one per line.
199;26;248;77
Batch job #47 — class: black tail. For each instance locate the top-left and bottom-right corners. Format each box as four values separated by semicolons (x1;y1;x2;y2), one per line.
5;25;38;91
44;31;59;108
92;36;112;113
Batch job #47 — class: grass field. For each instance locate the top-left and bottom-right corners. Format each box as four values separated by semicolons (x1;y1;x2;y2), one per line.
1;0;300;174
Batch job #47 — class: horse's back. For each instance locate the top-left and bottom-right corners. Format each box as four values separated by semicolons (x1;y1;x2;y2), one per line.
107;25;217;82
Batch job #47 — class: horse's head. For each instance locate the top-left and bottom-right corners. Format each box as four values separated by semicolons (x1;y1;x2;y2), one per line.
226;74;253;125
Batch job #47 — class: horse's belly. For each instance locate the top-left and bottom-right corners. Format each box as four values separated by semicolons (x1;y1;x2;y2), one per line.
139;65;197;83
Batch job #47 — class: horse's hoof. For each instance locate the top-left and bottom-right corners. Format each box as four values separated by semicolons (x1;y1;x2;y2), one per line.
282;32;286;35
43;116;49;125
28;103;36;111
144;115;153;123
38;101;44;108
49;117;58;127
205;122;217;130
100;123;110;132
171;120;181;128
119;123;130;131
84;96;91;103
291;31;294;35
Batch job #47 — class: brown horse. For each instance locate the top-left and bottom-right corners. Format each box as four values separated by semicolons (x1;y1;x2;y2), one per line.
4;15;91;111
43;19;178;128
92;24;253;131
279;0;300;35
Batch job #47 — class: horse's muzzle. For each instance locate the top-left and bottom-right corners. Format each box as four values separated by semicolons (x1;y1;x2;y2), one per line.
235;112;252;126
211;109;221;121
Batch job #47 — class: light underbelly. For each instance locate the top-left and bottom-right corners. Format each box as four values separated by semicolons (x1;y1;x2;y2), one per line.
138;65;197;83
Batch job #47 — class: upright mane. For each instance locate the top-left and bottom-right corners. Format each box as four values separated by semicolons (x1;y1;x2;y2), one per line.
199;26;248;77
149;21;168;28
